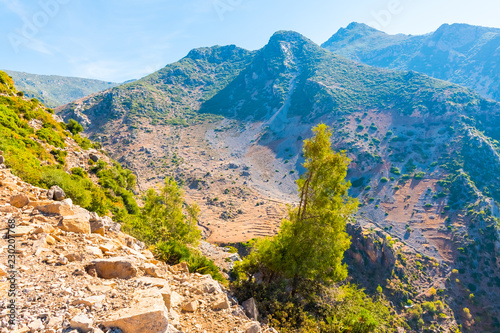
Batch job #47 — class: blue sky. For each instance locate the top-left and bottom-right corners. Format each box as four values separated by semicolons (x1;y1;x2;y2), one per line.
1;0;499;82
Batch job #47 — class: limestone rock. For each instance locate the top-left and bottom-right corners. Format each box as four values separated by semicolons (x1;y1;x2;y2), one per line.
101;290;169;333
36;199;74;216
0;205;18;213
90;219;106;236
87;257;138;279
57;208;91;234
196;278;221;294
168;310;180;328
10;194;29;208
0;264;7;276
182;300;198;312
242;297;259;321
10;226;35;237
47;185;65;201
72;295;106;307
161;289;184;310
102;216;121;233
89;211;99;221
28;319;44;332
141;263;162;278
172;262;189;273
70;314;93;332
244;321;261;333
45;235;56;245
136;277;170;289
86;246;104;258
212;294;231;311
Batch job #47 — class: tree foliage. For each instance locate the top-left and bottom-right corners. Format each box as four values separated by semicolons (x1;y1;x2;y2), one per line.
66;118;84;135
237;124;358;294
124;177;201;246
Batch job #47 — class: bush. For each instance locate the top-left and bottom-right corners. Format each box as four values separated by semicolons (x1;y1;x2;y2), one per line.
414;172;425;179
390;166;401;175
154;240;225;282
67;119;83;135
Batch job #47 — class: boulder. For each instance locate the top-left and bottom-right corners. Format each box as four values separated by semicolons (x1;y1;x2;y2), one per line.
90;219;106;236
161;289;184;310
196;278;222;294
102;216;121;233
101;290;169;333
212;294;231;311
10;194;29;208
86;246;104;258
47;185;66;201
70;314;93;332
58;208;91;234
141;263;162;278
89;211;99;221
28;319;44;332
89;153;99;162
87;257;138;279
242;297;259;321
0;155;4;164
244;322;261;333
36;199;74;216
182;300;198;312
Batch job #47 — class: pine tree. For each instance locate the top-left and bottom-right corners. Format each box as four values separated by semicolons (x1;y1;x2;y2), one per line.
239;124;358;295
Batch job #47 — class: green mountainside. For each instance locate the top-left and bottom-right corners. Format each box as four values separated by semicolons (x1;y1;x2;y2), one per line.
3;70;118;108
54;30;500;331
322;22;500;102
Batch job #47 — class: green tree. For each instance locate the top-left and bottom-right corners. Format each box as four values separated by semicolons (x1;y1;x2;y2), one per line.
238;124;358;295
125;177;201;245
67;118;84;135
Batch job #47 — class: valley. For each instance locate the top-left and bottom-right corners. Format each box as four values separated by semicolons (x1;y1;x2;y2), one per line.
2;21;500;332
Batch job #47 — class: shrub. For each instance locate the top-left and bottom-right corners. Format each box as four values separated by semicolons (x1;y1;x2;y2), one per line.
67;119;84;135
414;172;425;179
390;166;401;175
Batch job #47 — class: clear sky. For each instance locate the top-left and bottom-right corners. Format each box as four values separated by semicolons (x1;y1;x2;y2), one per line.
1;0;499;82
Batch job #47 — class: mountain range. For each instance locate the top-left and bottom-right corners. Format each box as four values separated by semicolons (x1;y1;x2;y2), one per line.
4;22;500;331
322;22;500;102
2;70;118;108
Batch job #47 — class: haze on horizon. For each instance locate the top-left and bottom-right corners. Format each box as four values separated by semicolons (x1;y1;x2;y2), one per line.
0;0;498;82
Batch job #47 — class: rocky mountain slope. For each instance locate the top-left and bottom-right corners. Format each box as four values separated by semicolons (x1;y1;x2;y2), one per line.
0;166;270;333
322;22;500;102
0;70;273;332
55;30;500;331
3;70;118;108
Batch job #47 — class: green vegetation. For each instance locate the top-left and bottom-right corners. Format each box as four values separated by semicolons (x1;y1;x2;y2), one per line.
233;125;396;331
123;178;223;281
5;70;118;108
66;119;84;135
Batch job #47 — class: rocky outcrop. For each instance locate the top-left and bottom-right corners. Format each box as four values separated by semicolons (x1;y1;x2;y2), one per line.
86;258;139;279
101;290;169;333
47;185;66;201
0;168;274;333
345;222;396;273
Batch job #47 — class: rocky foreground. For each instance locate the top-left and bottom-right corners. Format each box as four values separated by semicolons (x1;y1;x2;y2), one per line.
0;167;272;333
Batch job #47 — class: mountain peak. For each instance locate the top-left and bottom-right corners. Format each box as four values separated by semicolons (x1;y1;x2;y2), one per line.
345;22;381;33
185;44;251;63
268;30;312;44
321;22;387;50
